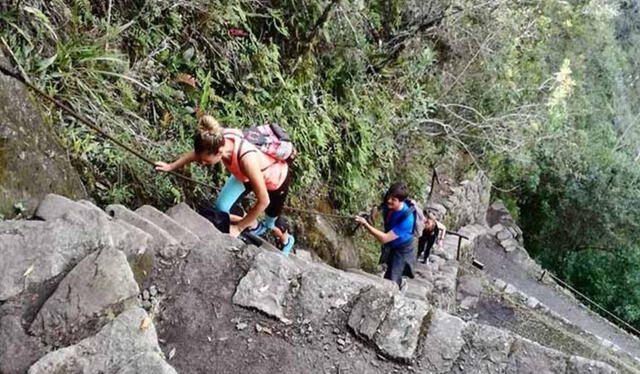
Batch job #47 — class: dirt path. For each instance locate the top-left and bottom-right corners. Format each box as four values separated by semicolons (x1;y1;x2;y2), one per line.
474;238;640;359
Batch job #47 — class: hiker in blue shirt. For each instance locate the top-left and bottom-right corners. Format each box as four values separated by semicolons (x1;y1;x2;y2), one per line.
355;182;417;289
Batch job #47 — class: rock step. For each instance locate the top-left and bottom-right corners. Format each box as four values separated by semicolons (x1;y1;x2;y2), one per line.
106;204;181;259
166;202;222;241
418;309;618;374
136;205;199;247
34;193;88;221
28;307;176;374
35;194;152;260
30;247;140;346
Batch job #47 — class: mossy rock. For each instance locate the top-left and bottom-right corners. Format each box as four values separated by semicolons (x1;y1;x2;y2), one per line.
0;52;86;218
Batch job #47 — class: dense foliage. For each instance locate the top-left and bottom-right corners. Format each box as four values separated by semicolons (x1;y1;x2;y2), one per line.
2;0;640;329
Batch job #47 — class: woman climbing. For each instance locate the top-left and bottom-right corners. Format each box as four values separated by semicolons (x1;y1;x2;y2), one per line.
154;115;295;255
417;211;446;263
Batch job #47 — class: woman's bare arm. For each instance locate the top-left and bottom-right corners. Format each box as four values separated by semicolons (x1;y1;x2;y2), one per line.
437;221;447;242
155;151;197;172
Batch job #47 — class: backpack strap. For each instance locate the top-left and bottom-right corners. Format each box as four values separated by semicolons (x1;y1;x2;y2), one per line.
384;205;415;231
228;132;276;173
238;139;257;160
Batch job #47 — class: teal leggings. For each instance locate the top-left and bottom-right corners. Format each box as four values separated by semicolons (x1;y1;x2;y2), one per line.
215;176;278;229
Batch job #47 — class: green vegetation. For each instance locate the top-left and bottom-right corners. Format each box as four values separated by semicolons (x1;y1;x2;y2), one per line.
2;0;640;329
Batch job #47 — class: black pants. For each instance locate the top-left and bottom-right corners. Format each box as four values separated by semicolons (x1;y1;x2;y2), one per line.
235;169;292;218
417;233;436;260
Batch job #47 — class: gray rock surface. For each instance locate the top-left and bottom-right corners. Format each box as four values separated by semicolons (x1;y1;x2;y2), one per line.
419;309;466;373
486;200;511;227
348;286;394;341
28;307;173;374
0;50;86;219
135;205;199;247
77;199;154;255
233;251;301;321
374;294;430;360
0;194;627;374
312;215;361;269
38;195;152;260
166;202;221;241
496;229;512;241
0;315;46;374
456;274;483;311
298;266;365;322
436;172;490;228
115;352;178;374
452;322;515;374
30;247;139;345
35;193;88;221
0;210;112;301
568;356;618;374
506;338;568;374
405;278;428;300
107;204;181;258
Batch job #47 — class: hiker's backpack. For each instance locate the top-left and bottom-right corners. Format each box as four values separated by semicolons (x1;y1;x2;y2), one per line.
242;122;296;162
406;199;426;237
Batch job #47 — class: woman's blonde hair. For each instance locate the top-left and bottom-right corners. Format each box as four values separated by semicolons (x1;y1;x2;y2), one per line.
194;115;225;154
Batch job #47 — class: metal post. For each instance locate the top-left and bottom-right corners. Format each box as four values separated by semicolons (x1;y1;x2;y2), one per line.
538;270;546;282
456;236;463;261
428;167;440;200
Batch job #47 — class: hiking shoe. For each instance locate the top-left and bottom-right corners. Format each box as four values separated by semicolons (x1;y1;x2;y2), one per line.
281;234;295;256
246;222;267;237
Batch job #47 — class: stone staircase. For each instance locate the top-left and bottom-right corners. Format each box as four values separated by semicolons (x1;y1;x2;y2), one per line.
454;207;640;374
0;193;623;373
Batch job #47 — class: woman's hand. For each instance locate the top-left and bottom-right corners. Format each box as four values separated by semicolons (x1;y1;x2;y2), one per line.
154;161;173;172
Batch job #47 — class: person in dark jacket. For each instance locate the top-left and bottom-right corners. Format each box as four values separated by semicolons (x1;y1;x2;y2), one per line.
355;182;416;288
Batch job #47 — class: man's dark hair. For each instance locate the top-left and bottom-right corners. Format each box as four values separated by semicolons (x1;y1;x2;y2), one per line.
384;182;409;201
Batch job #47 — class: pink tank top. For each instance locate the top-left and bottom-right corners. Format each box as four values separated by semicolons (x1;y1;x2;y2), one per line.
222;130;288;191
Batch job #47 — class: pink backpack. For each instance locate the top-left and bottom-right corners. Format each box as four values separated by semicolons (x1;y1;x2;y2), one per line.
242;122;296;162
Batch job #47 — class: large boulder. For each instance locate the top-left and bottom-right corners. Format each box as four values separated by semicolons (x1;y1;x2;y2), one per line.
0;315;46;374
374;294;430;361
418;309;467;373
0;210;112;301
30;247;140;345
233;251;302;321
28;307;173;373
348;286;394;341
452;322;516;374
0;52;85;218
297;266;367;322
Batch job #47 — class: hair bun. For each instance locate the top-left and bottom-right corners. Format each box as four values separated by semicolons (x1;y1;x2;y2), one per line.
198;115;221;135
